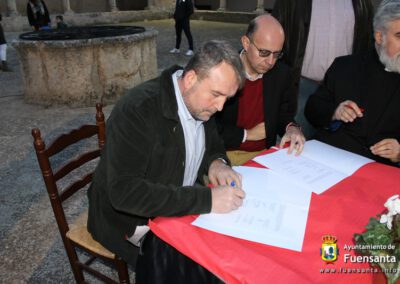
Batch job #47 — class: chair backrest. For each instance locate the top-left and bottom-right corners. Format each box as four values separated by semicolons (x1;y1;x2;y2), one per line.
32;103;105;240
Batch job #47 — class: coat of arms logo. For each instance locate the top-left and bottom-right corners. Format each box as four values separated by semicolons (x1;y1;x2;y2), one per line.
320;235;339;263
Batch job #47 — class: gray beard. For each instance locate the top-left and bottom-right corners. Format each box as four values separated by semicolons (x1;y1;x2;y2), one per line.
376;42;400;74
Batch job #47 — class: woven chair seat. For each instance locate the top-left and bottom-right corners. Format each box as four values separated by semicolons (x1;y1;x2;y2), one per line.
66;211;115;259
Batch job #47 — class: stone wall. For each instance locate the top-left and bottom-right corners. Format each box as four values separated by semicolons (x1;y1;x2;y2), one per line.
0;0;179;15
1;10;172;32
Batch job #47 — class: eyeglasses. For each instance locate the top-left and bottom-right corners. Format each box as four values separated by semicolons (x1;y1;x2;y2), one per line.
250;40;283;59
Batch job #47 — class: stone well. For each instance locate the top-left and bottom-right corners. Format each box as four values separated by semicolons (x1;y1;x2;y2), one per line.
12;26;158;107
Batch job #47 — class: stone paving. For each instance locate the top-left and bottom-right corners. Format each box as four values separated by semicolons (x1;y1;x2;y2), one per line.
0;19;247;283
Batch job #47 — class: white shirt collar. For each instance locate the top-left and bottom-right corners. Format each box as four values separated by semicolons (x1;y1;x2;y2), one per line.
240;49;264;81
172;70;203;126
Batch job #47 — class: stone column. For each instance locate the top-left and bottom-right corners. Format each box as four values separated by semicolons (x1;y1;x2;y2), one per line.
62;0;73;14
6;0;19;16
217;0;226;11
108;0;119;12
255;0;264;13
146;0;155;10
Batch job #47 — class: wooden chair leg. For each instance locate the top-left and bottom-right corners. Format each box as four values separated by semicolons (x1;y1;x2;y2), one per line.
115;257;130;284
64;240;86;283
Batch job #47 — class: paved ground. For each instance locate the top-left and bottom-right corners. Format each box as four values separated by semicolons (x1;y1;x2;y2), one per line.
0;19;247;283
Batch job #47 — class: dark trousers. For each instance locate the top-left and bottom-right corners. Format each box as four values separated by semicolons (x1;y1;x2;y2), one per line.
296;77;319;139
135;232;223;284
174;17;193;50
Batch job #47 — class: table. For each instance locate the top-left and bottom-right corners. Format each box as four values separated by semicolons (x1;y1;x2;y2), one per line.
150;150;400;283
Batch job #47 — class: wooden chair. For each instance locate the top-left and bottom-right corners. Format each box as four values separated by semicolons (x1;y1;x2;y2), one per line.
32;103;130;284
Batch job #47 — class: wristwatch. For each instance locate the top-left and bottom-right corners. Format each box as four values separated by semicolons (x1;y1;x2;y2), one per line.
217;158;229;166
286;122;302;132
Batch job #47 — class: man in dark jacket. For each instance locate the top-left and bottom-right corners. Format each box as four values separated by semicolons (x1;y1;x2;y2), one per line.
88;40;245;283
216;14;305;166
272;0;374;139
169;0;195;56
305;0;400;167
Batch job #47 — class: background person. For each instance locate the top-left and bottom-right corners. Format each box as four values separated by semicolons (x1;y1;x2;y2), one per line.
27;0;50;31
305;0;400;167
272;0;374;139
169;0;195;56
55;15;67;29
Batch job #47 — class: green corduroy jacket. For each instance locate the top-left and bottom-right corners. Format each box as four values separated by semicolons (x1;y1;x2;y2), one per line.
87;65;229;264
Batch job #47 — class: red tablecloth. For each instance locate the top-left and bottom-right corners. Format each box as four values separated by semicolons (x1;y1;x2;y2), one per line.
150;151;400;284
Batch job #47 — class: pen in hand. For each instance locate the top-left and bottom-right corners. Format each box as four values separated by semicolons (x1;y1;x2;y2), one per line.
329;104;365;131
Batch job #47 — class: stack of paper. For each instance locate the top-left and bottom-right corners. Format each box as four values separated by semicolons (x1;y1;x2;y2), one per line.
253;140;373;194
193;166;311;251
192;140;373;251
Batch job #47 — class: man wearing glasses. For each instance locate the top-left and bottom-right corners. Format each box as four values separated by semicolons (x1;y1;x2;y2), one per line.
216;14;305;165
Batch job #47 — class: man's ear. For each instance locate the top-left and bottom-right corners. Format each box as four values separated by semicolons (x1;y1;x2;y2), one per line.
375;30;383;45
183;69;197;90
241;35;250;52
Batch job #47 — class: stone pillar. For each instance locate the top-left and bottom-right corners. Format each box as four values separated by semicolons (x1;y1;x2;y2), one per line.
255;0;264;13
108;0;119;12
62;0;73;14
217;0;226;11
6;0;19;16
146;0;156;10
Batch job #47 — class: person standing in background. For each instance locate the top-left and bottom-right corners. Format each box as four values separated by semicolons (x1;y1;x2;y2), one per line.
272;0;374;139
55;15;68;29
169;0;195;56
27;0;51;31
0;13;11;72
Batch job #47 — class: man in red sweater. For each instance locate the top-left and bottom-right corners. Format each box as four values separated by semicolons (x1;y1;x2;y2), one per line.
217;14;305;165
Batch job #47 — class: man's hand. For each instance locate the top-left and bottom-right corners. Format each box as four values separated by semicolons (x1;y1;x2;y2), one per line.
208;159;242;188
370;139;400;163
332;100;363;122
246;122;266;141
211;185;246;213
279;125;305;156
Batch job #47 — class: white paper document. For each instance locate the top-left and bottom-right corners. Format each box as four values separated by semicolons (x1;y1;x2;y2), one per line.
192;166;311;252
253;140;373;194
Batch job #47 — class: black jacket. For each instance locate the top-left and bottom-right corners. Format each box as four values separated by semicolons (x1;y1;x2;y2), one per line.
216;61;296;149
27;0;50;29
305;53;400;167
87;66;229;264
272;0;374;89
174;0;194;21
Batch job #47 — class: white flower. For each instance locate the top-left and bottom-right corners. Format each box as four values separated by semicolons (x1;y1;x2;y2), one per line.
384;195;400;214
380;213;394;230
381;195;400;230
384;195;399;214
394;199;400;214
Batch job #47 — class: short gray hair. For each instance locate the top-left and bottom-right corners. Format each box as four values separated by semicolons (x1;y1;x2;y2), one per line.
373;0;400;33
184;40;245;89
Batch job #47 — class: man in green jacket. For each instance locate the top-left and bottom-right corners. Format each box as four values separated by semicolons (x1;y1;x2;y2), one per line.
88;40;245;283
